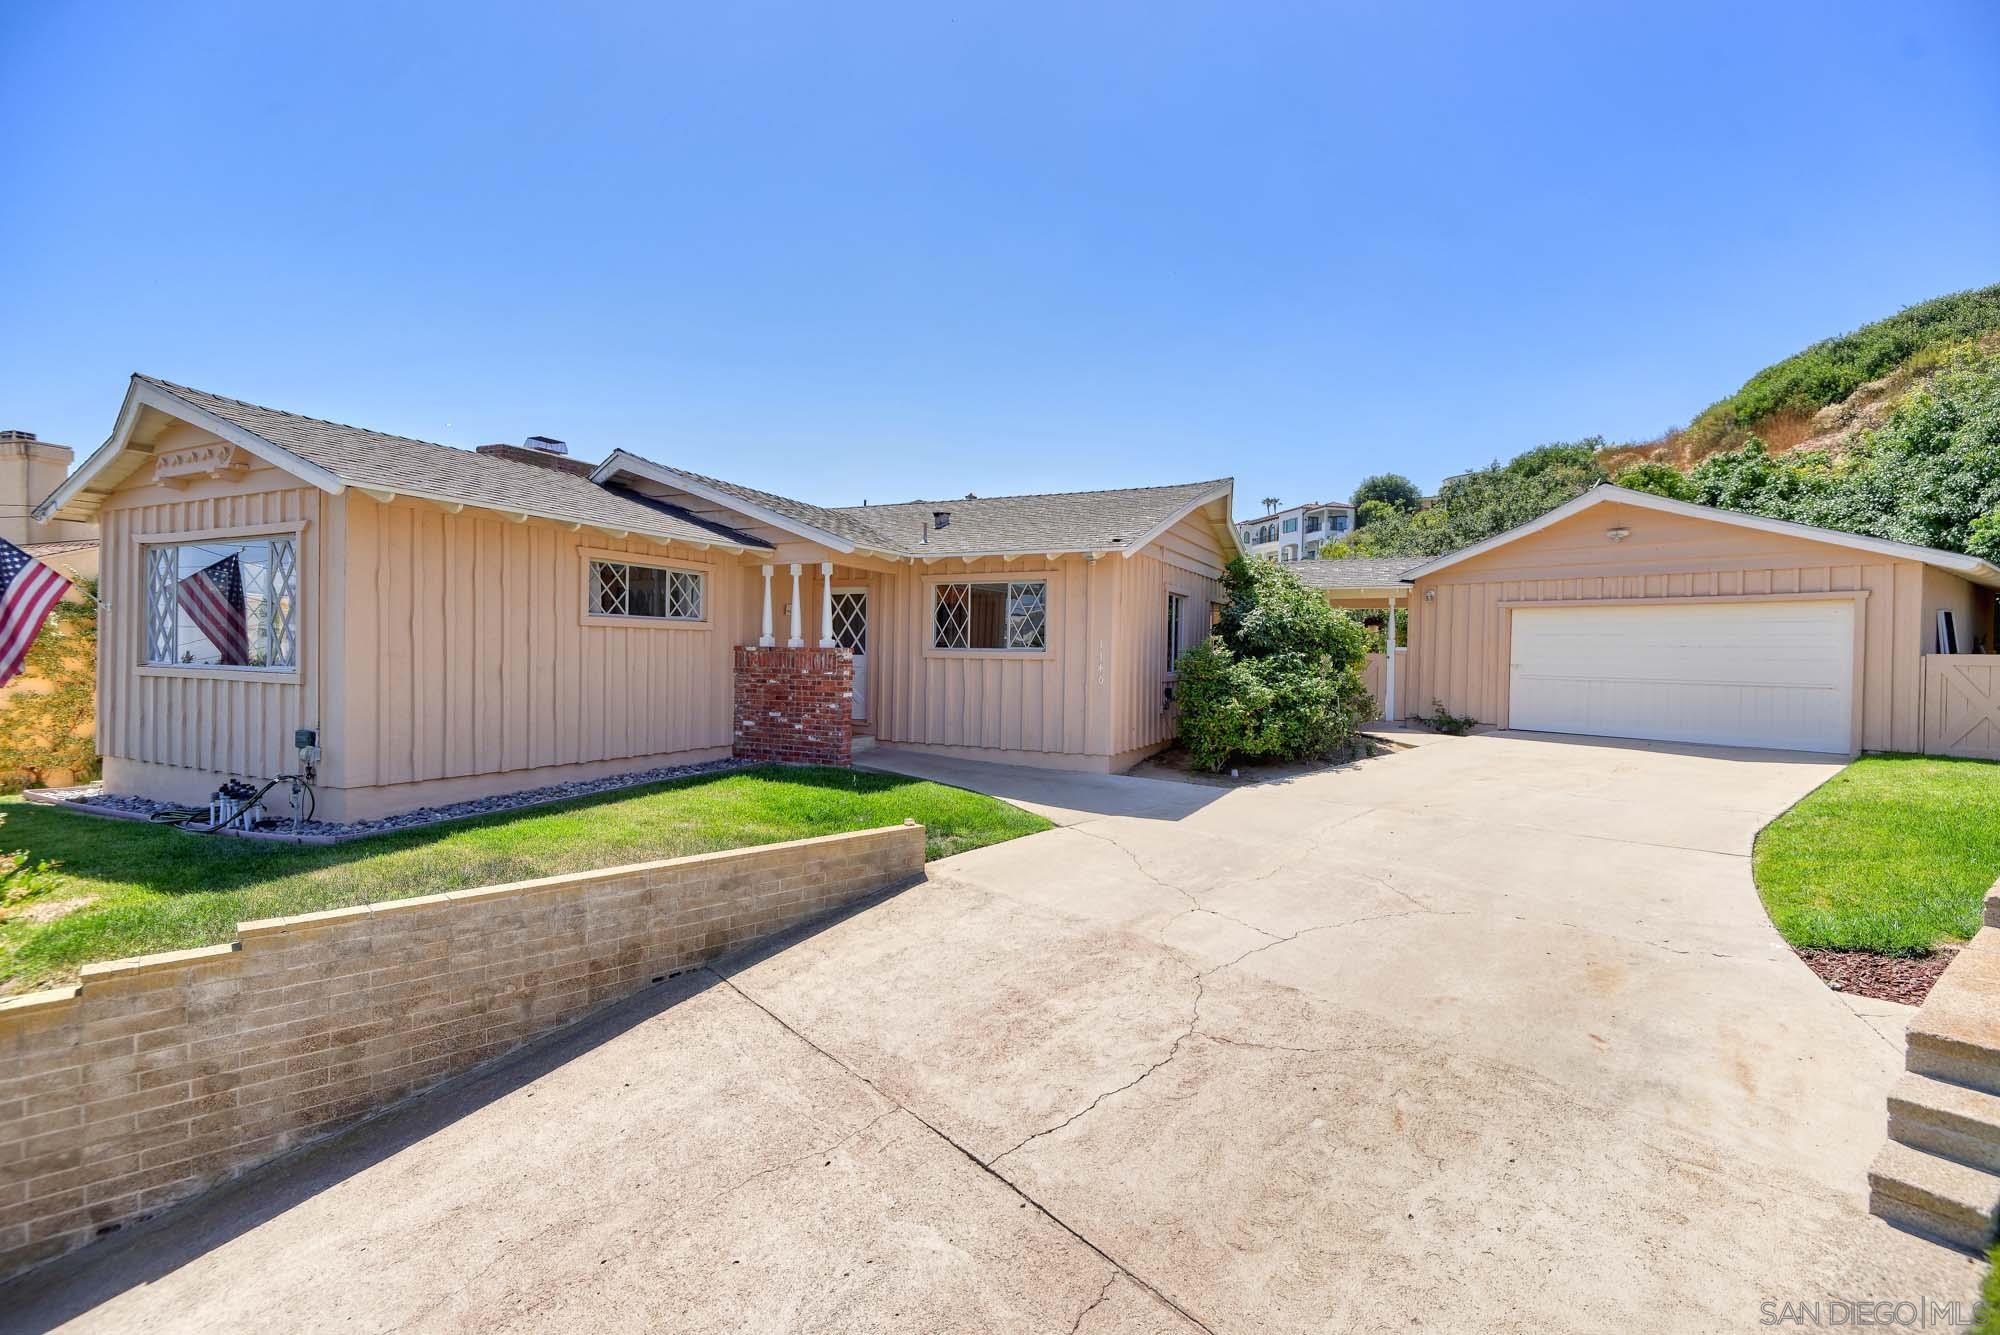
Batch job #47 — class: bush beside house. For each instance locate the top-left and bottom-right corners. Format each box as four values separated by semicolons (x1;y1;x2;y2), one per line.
0;580;97;791
1174;557;1372;771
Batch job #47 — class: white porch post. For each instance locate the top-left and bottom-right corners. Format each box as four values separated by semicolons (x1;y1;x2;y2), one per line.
758;564;775;647
818;562;836;648
787;563;803;647
1385;593;1398;722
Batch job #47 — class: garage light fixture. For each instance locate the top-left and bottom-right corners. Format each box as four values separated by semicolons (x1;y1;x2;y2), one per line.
1605;526;1631;542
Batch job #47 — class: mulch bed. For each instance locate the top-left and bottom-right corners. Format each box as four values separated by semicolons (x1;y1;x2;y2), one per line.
1793;945;1958;1006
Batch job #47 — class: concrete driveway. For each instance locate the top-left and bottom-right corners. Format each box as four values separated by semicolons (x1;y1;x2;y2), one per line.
4;732;1982;1333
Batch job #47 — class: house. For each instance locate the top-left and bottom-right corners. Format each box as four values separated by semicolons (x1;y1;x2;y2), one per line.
1;429;98;583
1237;500;1354;562
1390;485;2000;757
32;376;1240;820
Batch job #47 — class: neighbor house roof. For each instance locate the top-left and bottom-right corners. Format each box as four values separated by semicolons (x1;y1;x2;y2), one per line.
20;539;99;558
834;480;1236;559
1402;483;2000;588
1287;555;1428;590
36;377;773;552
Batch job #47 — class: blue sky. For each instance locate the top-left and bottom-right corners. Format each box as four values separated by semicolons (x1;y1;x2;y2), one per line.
4;1;1996;515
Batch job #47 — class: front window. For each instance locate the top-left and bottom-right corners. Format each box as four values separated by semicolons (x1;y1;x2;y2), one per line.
1304;514;1323;533
933;580;1047;650
1166;593;1187;673
1333;514;1350;532
590;559;704;621
144;536;298;669
1282;517;1298;533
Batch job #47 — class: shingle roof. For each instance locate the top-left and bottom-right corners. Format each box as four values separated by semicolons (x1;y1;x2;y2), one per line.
832;479;1232;557
133;377;771;551
608;457;903;552
1286;555;1426;588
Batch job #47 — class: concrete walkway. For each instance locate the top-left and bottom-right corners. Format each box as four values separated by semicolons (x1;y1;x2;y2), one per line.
5;733;1983;1333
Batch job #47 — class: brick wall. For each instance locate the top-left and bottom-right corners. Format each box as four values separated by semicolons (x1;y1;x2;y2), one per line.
732;646;853;766
0;822;925;1279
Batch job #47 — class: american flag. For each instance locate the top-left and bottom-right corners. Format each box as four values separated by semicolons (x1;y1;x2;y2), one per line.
179;552;251;665
0;539;74;690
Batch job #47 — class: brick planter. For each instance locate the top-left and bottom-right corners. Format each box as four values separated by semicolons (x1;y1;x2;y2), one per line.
732;646;853;766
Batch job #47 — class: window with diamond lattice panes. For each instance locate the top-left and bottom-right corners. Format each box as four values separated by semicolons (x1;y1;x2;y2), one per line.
831;592;867;652
143;535;298;669
589;560;704;622
932;580;1047;650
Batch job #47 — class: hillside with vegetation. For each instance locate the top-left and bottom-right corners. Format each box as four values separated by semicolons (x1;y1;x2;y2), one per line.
1330;282;2000;563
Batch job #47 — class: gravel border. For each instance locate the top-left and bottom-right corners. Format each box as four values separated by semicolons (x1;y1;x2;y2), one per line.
27;759;756;844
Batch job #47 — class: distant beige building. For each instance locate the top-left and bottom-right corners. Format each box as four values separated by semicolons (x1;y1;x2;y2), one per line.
2;429;98;582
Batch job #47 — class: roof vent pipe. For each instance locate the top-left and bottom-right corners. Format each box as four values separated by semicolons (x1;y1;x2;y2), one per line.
523;435;568;455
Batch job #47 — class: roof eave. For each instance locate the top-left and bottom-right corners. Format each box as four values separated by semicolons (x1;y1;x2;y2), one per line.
1117;480;1240;559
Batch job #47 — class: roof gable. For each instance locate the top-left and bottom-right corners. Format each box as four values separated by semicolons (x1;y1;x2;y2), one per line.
1404;484;2000;588
832;480;1237;559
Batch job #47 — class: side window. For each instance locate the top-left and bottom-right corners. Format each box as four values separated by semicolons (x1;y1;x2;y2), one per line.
1166;593;1187;673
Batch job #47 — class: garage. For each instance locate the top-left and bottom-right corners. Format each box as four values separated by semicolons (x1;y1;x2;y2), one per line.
1508;600;1855;753
1397;483;2000;756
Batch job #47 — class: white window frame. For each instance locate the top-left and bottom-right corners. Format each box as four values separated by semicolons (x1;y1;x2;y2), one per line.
925;575;1052;658
579;548;711;629
137;527;302;680
1165;592;1188;677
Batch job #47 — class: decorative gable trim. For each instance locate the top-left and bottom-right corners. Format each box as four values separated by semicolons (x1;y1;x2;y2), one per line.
36;377;347;522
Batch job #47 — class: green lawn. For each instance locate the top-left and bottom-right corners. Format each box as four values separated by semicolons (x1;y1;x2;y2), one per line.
1753;754;2000;955
0;765;1048;996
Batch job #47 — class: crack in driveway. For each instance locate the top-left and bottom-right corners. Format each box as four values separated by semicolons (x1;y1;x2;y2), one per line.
709;968;1220;1335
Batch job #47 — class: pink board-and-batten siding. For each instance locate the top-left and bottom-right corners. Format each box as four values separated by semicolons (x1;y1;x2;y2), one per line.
93;411;1238;810
99;474;744;821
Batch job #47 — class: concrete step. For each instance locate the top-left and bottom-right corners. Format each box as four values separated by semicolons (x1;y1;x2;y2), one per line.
1869;1140;2000;1253
1889;1072;2000;1174
1905;928;2000;1097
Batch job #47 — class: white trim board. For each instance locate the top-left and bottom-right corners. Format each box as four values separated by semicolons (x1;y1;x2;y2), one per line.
1403;483;2000;588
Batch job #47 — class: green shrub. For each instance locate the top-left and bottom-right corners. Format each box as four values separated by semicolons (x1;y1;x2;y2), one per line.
1422;699;1477;736
1175;558;1372;771
0;581;97;788
1612;460;1695;500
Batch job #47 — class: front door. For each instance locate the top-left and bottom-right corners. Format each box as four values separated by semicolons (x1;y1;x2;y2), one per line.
831;588;868;721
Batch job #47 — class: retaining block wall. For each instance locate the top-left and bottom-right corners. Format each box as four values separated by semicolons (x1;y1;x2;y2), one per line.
0;822;925;1279
732;646;853;765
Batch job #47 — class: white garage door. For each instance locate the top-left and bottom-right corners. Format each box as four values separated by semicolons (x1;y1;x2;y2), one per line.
1508;601;1855;753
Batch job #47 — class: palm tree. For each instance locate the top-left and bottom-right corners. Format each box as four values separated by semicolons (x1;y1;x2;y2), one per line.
1261;496;1281;514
